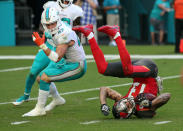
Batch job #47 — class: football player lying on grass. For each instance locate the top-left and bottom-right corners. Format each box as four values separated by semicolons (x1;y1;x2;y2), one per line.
72;24;171;119
100;87;170;119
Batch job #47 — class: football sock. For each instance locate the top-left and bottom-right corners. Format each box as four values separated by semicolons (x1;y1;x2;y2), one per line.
24;73;37;95
87;32;108;74
36;89;49;109
49;82;60;99
114;33;133;75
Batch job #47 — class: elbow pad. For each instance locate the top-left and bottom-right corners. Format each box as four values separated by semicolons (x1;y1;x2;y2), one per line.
48;51;59;62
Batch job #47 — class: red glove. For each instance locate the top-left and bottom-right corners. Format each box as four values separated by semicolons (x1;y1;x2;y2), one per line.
32;32;45;46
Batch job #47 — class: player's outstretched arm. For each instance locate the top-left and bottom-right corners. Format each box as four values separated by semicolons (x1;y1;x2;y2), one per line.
100;87;122;105
32;32;73;63
151;93;171;111
100;87;122;116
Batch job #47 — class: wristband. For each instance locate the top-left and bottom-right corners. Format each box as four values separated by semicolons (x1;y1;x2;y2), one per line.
39;44;48;50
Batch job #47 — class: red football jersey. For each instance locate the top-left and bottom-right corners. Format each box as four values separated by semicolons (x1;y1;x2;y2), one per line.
117;77;158;118
124;77;158;98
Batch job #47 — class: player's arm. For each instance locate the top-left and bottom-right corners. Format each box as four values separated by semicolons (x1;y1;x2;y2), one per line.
42;41;75;62
32;32;74;62
151;93;171;111
100;87;122;105
100;87;122;116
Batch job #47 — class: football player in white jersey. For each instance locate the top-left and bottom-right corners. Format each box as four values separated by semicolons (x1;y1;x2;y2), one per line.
13;0;84;106
43;0;83;27
22;7;87;117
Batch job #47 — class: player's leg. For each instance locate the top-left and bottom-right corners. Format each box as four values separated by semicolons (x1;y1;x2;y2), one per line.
13;50;50;106
43;59;87;111
45;82;66;112
98;25;153;77
72;25;108;74
22;77;51;117
13;42;55;106
98;25;133;76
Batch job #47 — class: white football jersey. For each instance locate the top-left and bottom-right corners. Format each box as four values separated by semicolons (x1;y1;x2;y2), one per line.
51;22;86;62
43;1;83;27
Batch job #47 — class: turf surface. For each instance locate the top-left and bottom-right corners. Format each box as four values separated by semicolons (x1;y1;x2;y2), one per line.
0;45;182;131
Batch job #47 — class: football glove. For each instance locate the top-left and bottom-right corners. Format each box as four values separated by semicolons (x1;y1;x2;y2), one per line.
101;104;110;116
32;32;45;47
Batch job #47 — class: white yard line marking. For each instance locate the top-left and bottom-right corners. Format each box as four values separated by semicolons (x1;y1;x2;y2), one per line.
85;97;99;101
162;75;181;80
154;121;172;125
1;54;183;60
0;55;35;59
0;66;31;73
0;74;181;105
1;54;183;73
11;121;30;125
80;120;101;125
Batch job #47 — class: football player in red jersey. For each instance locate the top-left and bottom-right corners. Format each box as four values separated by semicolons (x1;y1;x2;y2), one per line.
73;24;171;119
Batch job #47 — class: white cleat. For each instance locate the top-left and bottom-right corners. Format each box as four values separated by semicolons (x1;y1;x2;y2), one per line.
45;97;66;112
12;95;29;106
22;107;46;117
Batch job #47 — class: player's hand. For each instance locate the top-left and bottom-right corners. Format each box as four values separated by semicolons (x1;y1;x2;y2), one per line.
32;32;45;46
136;93;151;108
101;104;110;116
136;93;146;102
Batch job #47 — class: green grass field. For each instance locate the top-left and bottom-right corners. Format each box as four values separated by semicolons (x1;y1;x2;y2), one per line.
0;45;183;131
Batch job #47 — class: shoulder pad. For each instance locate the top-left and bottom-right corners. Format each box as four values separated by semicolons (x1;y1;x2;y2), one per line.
55;22;72;44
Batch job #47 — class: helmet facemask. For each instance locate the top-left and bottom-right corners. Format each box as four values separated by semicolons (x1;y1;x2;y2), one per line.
116;97;136;115
57;0;73;8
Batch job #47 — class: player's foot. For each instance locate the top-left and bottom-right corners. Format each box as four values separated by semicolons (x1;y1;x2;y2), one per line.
72;24;93;37
12;95;29;106
45;97;66;112
22;107;46;117
98;25;120;38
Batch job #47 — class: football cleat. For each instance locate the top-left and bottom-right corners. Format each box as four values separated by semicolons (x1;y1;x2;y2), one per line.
45;97;66;112
22;107;46;117
72;24;93;37
98;25;120;38
12;95;29;106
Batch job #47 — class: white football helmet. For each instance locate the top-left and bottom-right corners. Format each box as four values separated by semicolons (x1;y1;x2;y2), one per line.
41;7;61;35
113;97;136;118
57;0;73;8
116;97;135;114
